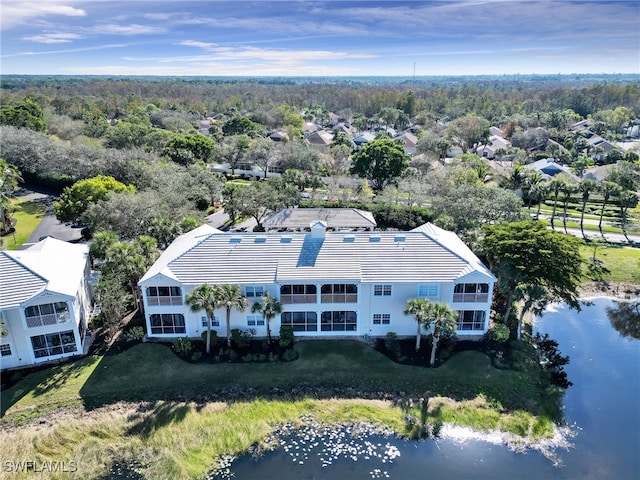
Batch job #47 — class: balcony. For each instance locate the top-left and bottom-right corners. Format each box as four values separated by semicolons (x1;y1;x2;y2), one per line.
26;311;70;328
146;296;183;306
320;293;358;303
280;294;317;304
453;293;489;303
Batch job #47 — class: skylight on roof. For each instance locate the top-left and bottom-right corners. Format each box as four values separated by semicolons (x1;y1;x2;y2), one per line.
369;236;381;242
229;237;242;244
394;235;406;242
343;236;355;243
254;237;267;243
280;237;292;244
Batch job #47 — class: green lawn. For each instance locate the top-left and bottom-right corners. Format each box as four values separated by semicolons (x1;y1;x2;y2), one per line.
582;244;640;283
2;198;47;250
0;340;558;479
1;340;548;424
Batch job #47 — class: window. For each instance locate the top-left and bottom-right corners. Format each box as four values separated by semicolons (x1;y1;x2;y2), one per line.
280;284;317;304
372;313;391;325
146;286;183;306
320;284;358;303
373;285;392;297
321;311;357;331
201;316;220;327
0;344;12;356
25;302;70;328
456;311;486;331
31;330;76;358
418;284;439;299
247;314;265;327
281;312;317;332
244;286;264;298
453;283;490;303
150;314;186;335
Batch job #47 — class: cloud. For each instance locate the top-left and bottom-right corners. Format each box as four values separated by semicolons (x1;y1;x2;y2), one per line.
1;43;128;58
87;23;166;35
1;2;86;30
22;32;82;44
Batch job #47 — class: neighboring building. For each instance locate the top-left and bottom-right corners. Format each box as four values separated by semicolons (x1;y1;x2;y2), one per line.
138;222;496;342
264;208;377;232
523;158;578;180
397;131;418;155
0;238;94;370
304;130;334;150
476;134;511;159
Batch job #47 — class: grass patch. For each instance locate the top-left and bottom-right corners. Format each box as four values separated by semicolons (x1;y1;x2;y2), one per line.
2;198;46;250
582;243;640;283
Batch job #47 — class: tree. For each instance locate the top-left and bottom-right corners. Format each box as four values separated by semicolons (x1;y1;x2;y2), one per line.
559;176;578;234
214;284;249;348
219;135;251;175
423;302;458;367
231;177;299;230
0;99;46;132
351;138;409;190
222;116;263;138
163;133;217;165
247;138;277;178
95;280;132;340
250;293;282;344
578;179;598;239
480;220;583;340
445;115;490;153
54;175;135;223
618;190;638;243
598;181;621;237
548;174;568;230
186;283;218;354
89;230;119;262
404;298;430;351
0;159;22;234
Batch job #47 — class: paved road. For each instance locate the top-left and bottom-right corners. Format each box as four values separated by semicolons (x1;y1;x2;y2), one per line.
206;209;257;232
15;188;85;249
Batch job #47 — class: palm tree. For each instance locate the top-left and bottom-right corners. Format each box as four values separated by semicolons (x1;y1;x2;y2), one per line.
214;284;249;348
598;181;621;238
404;298;430;351
250;292;282;345
186;283;218;354
578;179;598;239
548;175;566;230
529;180;549;219
560;178;578;234
619;190;638;243
522;171;544;212
423;302;458;367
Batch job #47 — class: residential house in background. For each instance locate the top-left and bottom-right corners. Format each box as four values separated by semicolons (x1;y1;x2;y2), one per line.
0;238;94;370
138;222;496;342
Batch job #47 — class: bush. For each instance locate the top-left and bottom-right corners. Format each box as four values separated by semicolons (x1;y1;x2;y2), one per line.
201;330;219;348
191;351;203;362
384;332;401;360
487;323;510;343
231;328;255;350
123;326;145;342
282;348;298;362
279;325;295;349
173;337;193;355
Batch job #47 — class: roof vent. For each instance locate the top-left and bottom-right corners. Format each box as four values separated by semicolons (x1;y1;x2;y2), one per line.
254;237;267;243
280;236;292;244
229;237;242;244
343;235;355;243
310;220;327;239
394;235;406;243
369;236;381;243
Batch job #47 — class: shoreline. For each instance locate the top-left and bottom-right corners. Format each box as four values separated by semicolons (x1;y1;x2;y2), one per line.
578;282;640;300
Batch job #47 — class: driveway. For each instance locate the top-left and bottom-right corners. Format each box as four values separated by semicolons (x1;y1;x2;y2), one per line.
16;187;85;249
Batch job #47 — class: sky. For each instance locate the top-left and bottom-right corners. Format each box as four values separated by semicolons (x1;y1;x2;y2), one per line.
1;0;639;76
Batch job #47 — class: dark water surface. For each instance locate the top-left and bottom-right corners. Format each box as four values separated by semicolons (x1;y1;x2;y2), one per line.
219;298;640;480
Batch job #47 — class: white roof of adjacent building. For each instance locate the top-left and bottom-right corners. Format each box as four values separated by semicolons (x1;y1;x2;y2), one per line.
0;238;89;309
264;208;376;231
139;222;495;287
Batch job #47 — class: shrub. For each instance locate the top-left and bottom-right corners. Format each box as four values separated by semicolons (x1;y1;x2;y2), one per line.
384;332;401;360
201;330;219;348
282;348;298;362
173;337;193;355
279;325;295;349
123;326;145;342
487;323;510;343
191;351;203;362
231;328;255;350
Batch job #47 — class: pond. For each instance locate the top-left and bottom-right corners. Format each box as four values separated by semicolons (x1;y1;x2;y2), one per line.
214;298;640;480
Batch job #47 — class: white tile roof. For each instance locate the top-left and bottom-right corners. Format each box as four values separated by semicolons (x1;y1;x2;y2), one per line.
140;223;495;287
0;238;89;309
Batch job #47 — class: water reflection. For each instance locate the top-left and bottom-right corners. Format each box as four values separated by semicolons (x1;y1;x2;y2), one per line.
606;300;640;339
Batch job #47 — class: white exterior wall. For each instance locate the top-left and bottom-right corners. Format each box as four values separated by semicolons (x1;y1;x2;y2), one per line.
142;278;492;341
1;292;84;370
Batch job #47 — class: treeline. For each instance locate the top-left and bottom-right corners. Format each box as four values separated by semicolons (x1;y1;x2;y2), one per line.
2;75;639;122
